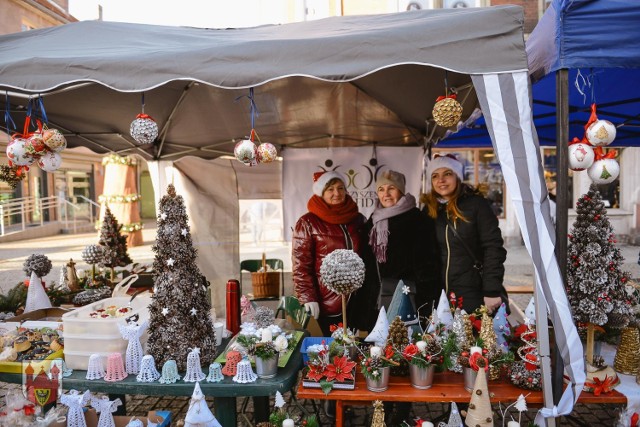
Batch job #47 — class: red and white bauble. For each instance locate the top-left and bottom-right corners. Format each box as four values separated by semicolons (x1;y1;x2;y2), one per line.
37;151;62;172
234;139;257;165
586;120;616;147
25;134;48;156
256;142;277;164
568;142;595;171
6;138;36;166
587;158;619;185
43;129;67;152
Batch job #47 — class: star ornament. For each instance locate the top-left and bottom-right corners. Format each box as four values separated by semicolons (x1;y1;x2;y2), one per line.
160;212;167;220
167;258;175;267
402;285;410;295
161;307;169;316
190;308;197;316
181;228;188;237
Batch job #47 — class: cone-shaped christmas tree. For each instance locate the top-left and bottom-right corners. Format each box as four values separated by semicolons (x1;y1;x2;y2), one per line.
566;185;636;368
99;205;133;281
370;400;386;427
147;184;217;370
465;364;492;427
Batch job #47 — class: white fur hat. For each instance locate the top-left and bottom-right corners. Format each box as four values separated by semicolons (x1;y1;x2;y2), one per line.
312;171;347;197
425;154;464;192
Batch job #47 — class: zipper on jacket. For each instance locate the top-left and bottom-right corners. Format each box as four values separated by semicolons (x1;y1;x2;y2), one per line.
444;221;451;294
339;224;353;250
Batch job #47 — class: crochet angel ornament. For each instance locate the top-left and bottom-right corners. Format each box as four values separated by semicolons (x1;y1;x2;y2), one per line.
91;395;122;427
60;389;92;427
118;318;149;374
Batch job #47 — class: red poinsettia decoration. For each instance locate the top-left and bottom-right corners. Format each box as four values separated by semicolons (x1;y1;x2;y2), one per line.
305;364;326;382
324;356;356;382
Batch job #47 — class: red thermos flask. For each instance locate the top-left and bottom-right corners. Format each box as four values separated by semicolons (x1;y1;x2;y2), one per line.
226;279;241;336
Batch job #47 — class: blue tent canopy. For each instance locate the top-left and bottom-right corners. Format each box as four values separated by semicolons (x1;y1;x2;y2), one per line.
440;0;640;148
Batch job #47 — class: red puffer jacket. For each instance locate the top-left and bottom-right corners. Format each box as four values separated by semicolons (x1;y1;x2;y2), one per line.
292;212;368;316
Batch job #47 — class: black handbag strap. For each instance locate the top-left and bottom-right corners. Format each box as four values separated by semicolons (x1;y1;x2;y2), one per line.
445;217;483;271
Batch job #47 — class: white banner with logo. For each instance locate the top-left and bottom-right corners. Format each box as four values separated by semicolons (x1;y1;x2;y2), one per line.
282;146;424;240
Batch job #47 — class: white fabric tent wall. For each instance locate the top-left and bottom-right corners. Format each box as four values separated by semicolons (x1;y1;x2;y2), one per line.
147;157;282;317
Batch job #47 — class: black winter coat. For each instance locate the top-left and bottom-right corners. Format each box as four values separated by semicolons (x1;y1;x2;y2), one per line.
434;190;507;314
348;207;442;330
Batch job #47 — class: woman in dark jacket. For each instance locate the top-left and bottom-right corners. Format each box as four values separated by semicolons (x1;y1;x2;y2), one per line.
422;154;508;314
292;170;369;336
352;170;441;332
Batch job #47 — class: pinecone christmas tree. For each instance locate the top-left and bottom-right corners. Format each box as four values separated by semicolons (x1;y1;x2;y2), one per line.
147;184;217;371
386;316;409;376
99;205;133;280
566;184;637;365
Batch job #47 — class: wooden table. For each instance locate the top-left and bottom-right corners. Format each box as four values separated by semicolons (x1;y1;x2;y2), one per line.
0;333;307;426
296;371;627;427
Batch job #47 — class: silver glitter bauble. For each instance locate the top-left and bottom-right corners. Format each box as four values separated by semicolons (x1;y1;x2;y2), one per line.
130;114;159;144
23;253;53;277
319;249;365;295
82;244;105;265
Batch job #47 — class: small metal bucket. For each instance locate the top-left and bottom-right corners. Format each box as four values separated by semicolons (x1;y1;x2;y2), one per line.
255;354;279;379
409;364;435;389
366;366;390;392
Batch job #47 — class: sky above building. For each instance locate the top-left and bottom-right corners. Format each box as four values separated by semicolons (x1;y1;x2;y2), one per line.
70;0;310;28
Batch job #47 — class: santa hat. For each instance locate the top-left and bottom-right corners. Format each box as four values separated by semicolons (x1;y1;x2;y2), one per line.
425;154;464;193
312;171;347;197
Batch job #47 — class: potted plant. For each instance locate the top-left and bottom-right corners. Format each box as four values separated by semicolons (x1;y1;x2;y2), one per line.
237;333;289;379
359;344;399;392
402;334;444;389
303;340;357;394
458;342;514;391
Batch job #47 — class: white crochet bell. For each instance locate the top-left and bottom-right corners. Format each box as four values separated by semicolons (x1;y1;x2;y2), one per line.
86;354;106;380
124;419;144;427
136;355;161;382
91;395;122;427
183;348;206;382
118;319;149;374
233;358;257;383
206;362;224;383
159;360;181;384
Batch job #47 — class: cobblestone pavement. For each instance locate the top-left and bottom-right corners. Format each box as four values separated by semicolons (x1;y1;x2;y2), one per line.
1;227;638;426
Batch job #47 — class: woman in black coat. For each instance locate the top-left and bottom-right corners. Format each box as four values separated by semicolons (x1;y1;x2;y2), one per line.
422;154;508;315
349;170;442;332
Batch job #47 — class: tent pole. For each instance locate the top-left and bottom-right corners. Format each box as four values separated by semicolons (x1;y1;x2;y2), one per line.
553;68;570;409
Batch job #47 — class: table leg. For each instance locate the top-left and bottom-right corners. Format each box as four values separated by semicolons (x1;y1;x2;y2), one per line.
336;400;344;427
253;396;269;422
108;394;127;415
214;396;237;426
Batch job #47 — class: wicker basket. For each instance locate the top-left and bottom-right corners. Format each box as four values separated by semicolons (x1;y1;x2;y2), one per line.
251;271;279;298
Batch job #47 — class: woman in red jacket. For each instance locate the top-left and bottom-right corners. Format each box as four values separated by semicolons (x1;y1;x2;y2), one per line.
292;171;369;336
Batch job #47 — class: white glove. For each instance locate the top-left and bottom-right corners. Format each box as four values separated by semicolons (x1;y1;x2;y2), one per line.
304;302;320;319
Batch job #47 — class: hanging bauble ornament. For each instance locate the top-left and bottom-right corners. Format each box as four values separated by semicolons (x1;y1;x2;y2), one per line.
586;120;616;147
234;139;257;165
130;113;158;144
256;142;277;164
588;158;619;184
6;137;36;166
432;94;463;128
568;138;595;171
43;129;67;152
37;151;63;172
587;148;619;184
25;134;48;157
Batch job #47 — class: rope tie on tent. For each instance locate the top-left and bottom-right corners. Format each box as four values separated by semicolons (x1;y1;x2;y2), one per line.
4;92;16;138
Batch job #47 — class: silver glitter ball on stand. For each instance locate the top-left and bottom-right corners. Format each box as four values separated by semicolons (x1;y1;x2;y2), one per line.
130;114;159;144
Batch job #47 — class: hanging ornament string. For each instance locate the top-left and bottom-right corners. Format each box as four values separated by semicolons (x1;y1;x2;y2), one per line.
4;92;17;140
235;88;260;135
574;69;589;104
435;70;457;102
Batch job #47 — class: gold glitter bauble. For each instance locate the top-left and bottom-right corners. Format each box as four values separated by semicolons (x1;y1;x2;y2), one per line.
432;96;463;127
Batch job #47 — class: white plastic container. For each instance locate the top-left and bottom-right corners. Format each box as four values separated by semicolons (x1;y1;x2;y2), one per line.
62;296;151;335
62;296;151;369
